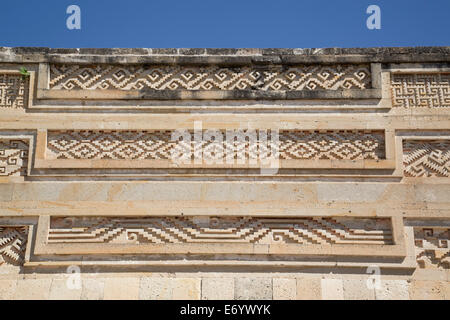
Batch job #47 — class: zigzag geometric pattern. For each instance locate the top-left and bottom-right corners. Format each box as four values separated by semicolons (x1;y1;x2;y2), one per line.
403;140;450;177
391;73;450;107
46;130;385;161
0;227;28;266
0;139;29;176
278;130;384;160
0;74;27;108
414;227;449;269
49;64;372;91
48;216;393;245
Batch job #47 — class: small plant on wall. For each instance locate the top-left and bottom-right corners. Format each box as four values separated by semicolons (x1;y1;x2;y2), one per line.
19;67;30;80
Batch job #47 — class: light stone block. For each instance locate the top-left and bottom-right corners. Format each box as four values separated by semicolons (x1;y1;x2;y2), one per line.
375;280;410;300
140;277;173;300
13;278;52;300
343;279;375;300
316;183;386;202
0;184;13;201
444;281;450;299
201;278;234;300
408;280;446;300
103;277;140;300
273;278;296;300
235;278;272;300
321;279;344;300
81;278;105;300
296;277;322;300
49;278;82;300
0;280;17;300
173;278;201;300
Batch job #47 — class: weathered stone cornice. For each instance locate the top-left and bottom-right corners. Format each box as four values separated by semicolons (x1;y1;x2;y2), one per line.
1;46;449;64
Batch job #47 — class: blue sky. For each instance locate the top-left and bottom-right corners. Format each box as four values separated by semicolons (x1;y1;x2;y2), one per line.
1;0;449;48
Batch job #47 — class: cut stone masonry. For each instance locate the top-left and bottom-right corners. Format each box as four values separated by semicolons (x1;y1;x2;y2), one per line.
0;46;449;300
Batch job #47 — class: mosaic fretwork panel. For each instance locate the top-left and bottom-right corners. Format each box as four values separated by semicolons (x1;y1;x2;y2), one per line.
414;227;449;269
0;226;28;267
48;216;393;245
391;73;450;107
0;74;28;109
49;64;372;91
0;139;29;176
403;140;450;177
46;130;385;161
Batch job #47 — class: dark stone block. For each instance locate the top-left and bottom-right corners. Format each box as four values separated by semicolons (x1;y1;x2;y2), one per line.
205;48;239;55
152;48;178;55
178;48;206;55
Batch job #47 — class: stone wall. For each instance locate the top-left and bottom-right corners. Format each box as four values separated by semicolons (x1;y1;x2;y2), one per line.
0;47;449;300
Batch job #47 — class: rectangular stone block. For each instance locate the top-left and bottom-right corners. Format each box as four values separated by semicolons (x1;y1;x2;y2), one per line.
49;278;82;300
201;278;234;300
140;277;173;300
13;278;52;300
408;280;447;300
343;279;375;300
0;280;17;300
173;278;201;300
81;278;105;300
273;278;296;300
296;277;322;300
321;279;344;300
103;277;140;300
235;278;272;300
375;280;410;300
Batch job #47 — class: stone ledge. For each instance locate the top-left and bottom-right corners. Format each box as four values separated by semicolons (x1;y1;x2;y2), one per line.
0;46;449;64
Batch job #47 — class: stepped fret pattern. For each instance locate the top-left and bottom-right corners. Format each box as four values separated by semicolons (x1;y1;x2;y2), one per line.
47;130;385;161
403;140;450;177
0;74;27;108
48;216;393;245
414;227;449;269
0;139;29;176
391;73;450;107
0;227;28;266
49;64;371;91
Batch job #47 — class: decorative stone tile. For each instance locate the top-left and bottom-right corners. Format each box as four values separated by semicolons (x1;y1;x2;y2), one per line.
46;130;385;161
414;227;449;269
403;140;450;177
392;73;450;108
0;226;28;267
0;74;27;109
49;64;372;91
47;216;393;245
0;139;29;176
